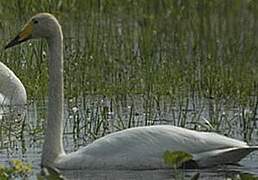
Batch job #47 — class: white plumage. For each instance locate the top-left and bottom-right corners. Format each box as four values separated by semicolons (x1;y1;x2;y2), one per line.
0;61;26;119
56;125;257;169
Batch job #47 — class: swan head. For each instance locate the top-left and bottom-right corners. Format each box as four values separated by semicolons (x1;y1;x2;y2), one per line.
5;13;61;49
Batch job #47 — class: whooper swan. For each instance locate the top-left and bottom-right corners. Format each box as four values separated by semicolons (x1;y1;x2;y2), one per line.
5;13;258;170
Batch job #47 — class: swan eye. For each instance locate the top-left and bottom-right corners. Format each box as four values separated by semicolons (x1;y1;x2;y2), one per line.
33;19;38;24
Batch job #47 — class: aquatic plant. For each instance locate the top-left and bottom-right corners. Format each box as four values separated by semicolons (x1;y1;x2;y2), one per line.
163;150;199;179
163;150;193;169
0;160;32;179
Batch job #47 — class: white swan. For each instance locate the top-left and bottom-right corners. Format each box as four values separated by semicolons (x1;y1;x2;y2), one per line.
5;13;258;170
0;61;26;119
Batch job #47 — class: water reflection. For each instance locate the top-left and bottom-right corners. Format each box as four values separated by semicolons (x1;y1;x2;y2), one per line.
62;169;174;180
37;151;258;180
60;168;258;180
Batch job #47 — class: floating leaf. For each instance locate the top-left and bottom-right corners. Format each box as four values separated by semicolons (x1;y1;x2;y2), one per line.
10;159;32;175
0;160;32;179
0;168;8;180
163;150;193;168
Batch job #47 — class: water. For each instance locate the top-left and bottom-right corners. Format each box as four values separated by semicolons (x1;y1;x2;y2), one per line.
60;166;257;180
1;98;258;179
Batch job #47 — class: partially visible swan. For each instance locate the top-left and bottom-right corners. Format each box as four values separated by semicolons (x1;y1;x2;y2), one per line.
5;13;258;169
0;61;26;119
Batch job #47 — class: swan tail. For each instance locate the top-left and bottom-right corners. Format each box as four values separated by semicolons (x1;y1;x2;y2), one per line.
195;146;258;168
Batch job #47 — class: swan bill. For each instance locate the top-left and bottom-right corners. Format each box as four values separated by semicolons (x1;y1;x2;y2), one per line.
5;23;32;49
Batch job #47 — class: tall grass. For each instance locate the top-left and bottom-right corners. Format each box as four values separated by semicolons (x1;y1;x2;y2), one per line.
0;0;257;100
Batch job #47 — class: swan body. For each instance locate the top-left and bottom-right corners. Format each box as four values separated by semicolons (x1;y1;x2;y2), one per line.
55;125;258;169
5;13;258;170
0;61;26;118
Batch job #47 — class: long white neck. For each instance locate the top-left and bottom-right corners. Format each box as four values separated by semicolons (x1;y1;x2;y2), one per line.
41;23;65;167
0;62;27;106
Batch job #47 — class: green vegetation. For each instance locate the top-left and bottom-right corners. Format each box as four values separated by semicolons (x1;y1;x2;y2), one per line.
163;150;199;179
0;160;32;179
163;150;193;169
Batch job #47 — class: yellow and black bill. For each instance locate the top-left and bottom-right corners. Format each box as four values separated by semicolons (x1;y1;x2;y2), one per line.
5;23;32;49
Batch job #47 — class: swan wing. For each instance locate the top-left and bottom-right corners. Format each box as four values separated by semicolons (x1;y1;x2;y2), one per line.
196;146;258;167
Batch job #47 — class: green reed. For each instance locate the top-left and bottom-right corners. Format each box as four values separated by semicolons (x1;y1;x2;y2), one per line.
0;0;257;101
